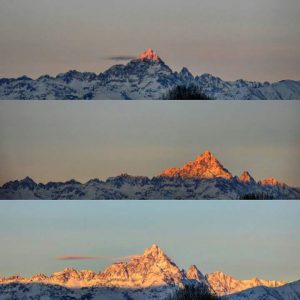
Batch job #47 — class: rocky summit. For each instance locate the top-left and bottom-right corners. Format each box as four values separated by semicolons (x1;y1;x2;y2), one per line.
160;150;233;180
206;271;286;296
98;244;184;288
1;49;300;100
0;151;299;199
138;48;161;62
0;244;297;300
239;171;256;184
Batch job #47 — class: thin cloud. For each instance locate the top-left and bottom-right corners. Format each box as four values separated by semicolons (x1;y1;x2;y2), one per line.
56;254;141;261
111;254;141;261
107;55;136;61
56;256;109;261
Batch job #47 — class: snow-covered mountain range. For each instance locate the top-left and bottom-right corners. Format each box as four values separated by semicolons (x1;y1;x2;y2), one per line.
226;281;300;300
0;244;298;300
1;49;300;100
0;151;299;199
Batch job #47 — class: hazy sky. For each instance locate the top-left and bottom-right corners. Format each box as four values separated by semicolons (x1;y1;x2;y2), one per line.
0;0;299;81
0;101;299;186
0;201;299;281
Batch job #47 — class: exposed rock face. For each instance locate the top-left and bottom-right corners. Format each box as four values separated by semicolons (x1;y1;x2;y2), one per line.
206;271;287;296
186;265;206;284
160;151;233;180
98;244;184;288
239;171;256;184
29;273;48;282
138;48;161;62
259;177;288;188
48;269;97;286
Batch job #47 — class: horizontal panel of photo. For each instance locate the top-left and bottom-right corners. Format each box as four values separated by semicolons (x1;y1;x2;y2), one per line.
1;1;300;100
0;101;299;200
0;200;299;299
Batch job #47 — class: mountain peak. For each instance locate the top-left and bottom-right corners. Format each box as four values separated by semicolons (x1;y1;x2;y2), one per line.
239;171;256;183
196;150;214;160
143;244;166;258
16;176;37;190
186;265;205;282
179;67;194;81
160;151;233;180
206;271;287;296
138;48;161;61
98;244;184;288
258;177;287;188
21;176;36;184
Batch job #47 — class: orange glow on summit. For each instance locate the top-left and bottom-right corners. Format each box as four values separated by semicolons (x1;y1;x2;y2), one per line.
138;48;161;61
160;150;233;180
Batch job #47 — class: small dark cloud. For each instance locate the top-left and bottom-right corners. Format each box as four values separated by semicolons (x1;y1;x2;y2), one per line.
56;256;103;261
107;55;136;61
56;254;141;261
111;254;140;261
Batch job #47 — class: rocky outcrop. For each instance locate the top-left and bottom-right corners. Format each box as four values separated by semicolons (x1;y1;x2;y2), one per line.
239;171;256;184
160;151;233;180
258;177;288;188
206;271;286;296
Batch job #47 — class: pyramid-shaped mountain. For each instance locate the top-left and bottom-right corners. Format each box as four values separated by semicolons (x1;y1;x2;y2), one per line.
160;151;233;179
138;48;162;62
239;171;256;184
98;244;184;288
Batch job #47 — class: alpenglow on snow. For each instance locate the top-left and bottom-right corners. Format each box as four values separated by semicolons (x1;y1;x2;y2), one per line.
1;151;299;199
1;49;300;100
0;244;298;300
